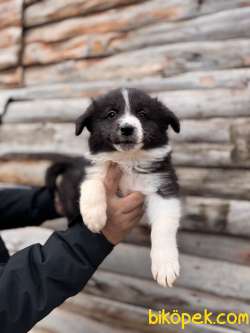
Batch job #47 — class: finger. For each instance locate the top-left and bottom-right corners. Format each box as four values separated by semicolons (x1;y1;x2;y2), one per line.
104;162;122;195
124;210;144;228
125;206;144;221
120;192;145;213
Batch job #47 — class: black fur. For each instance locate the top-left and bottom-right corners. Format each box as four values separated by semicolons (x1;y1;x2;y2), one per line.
45;157;88;220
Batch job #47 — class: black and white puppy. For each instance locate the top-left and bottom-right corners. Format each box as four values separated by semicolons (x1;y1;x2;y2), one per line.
75;88;181;287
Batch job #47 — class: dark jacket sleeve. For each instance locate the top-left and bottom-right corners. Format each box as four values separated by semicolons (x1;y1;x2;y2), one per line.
0;218;113;333
0;187;59;230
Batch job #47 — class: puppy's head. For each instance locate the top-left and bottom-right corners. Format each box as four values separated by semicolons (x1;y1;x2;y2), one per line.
75;88;180;154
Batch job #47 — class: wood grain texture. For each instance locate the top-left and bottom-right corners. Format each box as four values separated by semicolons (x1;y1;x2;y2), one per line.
101;243;250;301
25;0;147;27
25;0;198;43
3;87;250;122
24;39;250;85
0;0;23;30
0;67;22;88
1;69;250;101
126;228;250;266
24;8;250;65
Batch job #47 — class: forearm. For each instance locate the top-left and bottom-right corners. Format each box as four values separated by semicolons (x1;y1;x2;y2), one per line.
0;219;113;333
0;187;59;230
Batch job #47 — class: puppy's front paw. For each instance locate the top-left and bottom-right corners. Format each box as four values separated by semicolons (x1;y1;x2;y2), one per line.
80;197;107;233
151;249;180;287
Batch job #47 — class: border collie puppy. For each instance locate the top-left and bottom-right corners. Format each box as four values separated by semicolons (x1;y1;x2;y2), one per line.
75;88;181;287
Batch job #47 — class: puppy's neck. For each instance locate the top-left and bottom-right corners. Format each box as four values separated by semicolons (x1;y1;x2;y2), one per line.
87;145;172;166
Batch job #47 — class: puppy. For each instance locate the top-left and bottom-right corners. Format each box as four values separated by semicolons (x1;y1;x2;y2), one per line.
75;88;181;287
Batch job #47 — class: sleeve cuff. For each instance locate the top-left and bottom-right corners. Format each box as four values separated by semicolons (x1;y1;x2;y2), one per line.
65;216;114;268
31;187;60;225
0;236;9;264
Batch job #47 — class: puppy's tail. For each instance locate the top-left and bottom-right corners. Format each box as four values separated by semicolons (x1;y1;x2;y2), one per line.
45;161;72;193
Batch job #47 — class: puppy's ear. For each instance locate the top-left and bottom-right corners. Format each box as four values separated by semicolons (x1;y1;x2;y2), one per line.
75;101;95;136
164;108;180;133
157;100;180;133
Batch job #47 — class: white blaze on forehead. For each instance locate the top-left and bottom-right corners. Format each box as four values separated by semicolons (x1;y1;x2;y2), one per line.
120;88;143;143
122;88;130;114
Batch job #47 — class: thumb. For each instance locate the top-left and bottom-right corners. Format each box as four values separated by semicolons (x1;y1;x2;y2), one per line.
104;162;122;196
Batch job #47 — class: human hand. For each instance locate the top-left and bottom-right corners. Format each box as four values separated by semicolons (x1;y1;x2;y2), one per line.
102;163;145;245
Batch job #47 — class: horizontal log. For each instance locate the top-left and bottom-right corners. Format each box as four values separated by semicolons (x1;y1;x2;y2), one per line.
111;8;250;54
178;167;250;200
24;0;250;29
3;88;250;121
0;67;22;89
0;26;22;70
24;39;250;85
0;0;23;30
174;143;237;167
0;123;89;157
101;243;250;300
0;26;21;49
25;0;199;43
182;196;250;237
126;228;250;266
25;0;147;27
24;7;250;65
2;69;250;103
0;45;20;70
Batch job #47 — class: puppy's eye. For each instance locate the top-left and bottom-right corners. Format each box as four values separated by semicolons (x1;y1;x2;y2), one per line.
137;109;146;118
106;110;117;119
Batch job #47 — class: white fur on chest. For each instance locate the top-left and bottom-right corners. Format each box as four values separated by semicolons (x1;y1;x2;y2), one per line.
86;145;171;196
119;163;160;196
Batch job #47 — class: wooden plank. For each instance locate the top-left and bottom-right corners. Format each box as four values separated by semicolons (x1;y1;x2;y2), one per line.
24;7;250;65
24;39;250;85
101;243;250;301
24;0;147;27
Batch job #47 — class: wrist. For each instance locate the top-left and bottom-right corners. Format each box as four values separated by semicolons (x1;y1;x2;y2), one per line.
102;227;120;245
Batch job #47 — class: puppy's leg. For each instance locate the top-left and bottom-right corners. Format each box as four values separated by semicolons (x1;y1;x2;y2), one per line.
79;163;108;233
147;194;181;287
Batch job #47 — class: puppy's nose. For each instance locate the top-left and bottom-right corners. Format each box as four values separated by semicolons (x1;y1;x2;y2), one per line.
120;125;134;136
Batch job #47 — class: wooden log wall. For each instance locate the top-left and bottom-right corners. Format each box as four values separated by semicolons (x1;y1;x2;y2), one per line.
0;1;250;332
